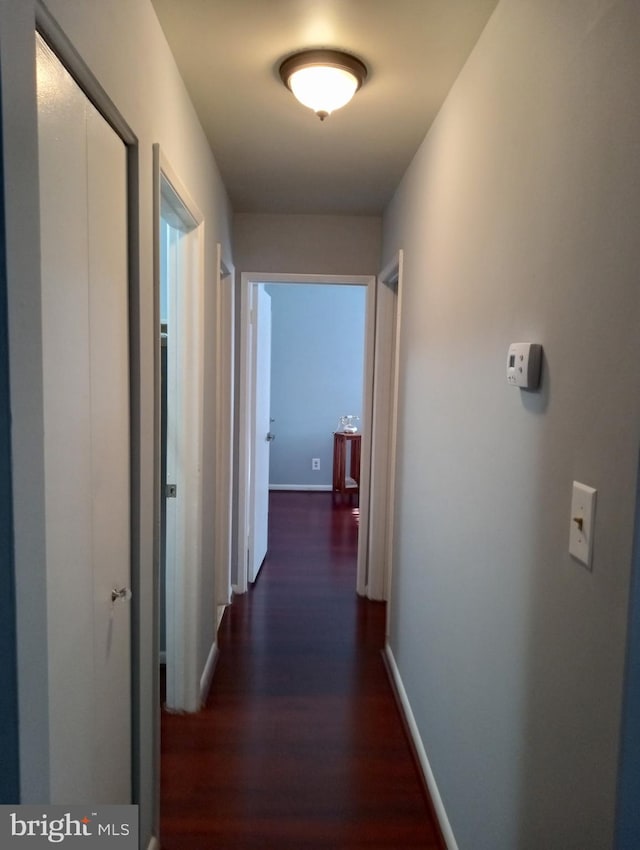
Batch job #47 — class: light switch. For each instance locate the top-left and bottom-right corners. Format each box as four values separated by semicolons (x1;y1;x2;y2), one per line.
569;481;597;568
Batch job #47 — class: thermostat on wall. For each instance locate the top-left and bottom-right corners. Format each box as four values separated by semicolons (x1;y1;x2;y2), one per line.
506;342;542;389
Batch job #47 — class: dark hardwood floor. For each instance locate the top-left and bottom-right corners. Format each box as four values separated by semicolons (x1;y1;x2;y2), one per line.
160;491;445;849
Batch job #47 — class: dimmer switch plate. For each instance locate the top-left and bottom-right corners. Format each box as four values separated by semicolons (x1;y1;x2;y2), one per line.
569;481;596;568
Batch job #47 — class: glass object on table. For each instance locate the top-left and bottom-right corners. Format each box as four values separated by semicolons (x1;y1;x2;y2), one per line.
338;414;359;433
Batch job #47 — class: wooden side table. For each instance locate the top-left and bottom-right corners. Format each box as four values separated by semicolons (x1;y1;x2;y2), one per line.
332;432;361;495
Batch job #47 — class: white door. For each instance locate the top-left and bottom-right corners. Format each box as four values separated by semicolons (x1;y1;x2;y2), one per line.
37;35;131;803
249;285;272;582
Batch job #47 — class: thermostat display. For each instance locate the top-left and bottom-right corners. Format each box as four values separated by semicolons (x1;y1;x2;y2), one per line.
506;342;542;389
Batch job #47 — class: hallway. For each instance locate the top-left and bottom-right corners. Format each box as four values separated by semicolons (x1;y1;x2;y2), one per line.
160;491;444;848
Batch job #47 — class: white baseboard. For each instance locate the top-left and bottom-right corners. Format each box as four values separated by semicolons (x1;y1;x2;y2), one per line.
199;640;219;706
269;484;332;491
147;837;160;850
384;644;459;850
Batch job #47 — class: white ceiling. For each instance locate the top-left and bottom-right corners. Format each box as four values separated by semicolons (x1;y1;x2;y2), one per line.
150;0;498;215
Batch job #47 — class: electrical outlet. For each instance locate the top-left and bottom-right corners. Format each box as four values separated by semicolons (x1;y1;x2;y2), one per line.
312;458;320;471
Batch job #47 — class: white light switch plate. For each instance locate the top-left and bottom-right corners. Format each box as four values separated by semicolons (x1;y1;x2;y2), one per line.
569;481;597;568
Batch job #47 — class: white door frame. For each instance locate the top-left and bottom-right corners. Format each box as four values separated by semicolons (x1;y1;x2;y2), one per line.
236;272;376;596
368;251;404;613
153;145;205;712
214;246;235;608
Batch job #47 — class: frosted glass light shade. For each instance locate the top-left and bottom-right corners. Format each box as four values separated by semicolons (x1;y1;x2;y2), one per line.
289;66;358;116
280;49;367;120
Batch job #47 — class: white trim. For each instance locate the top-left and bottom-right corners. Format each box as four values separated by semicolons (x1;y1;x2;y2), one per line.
269;484;333;492
214;245;234;606
199;640;219;706
384;644;459;850
146;837;160;850
237;272;376;598
368;250;404;609
236;275;251;595
356;274;377;597
153;145;205;714
157;154;202;229
385;250;403;612
35;3;137;145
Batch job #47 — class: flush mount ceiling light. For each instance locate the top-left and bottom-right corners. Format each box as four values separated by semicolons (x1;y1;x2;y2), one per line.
279;49;367;121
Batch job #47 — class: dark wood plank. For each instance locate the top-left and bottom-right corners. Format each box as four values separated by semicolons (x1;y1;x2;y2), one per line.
161;491;445;849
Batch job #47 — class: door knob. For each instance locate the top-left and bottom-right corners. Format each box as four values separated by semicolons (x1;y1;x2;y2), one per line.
111;586;132;603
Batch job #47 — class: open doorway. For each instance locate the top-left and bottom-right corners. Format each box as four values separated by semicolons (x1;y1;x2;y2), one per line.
247;281;368;584
236;273;376;597
236;260;403;605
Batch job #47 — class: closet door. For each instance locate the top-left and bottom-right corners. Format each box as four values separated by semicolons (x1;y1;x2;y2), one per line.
37;33;131;803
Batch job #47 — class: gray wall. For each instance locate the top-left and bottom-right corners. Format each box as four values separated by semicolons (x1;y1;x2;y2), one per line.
234;213;381;276
382;1;640;848
266;283;366;488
